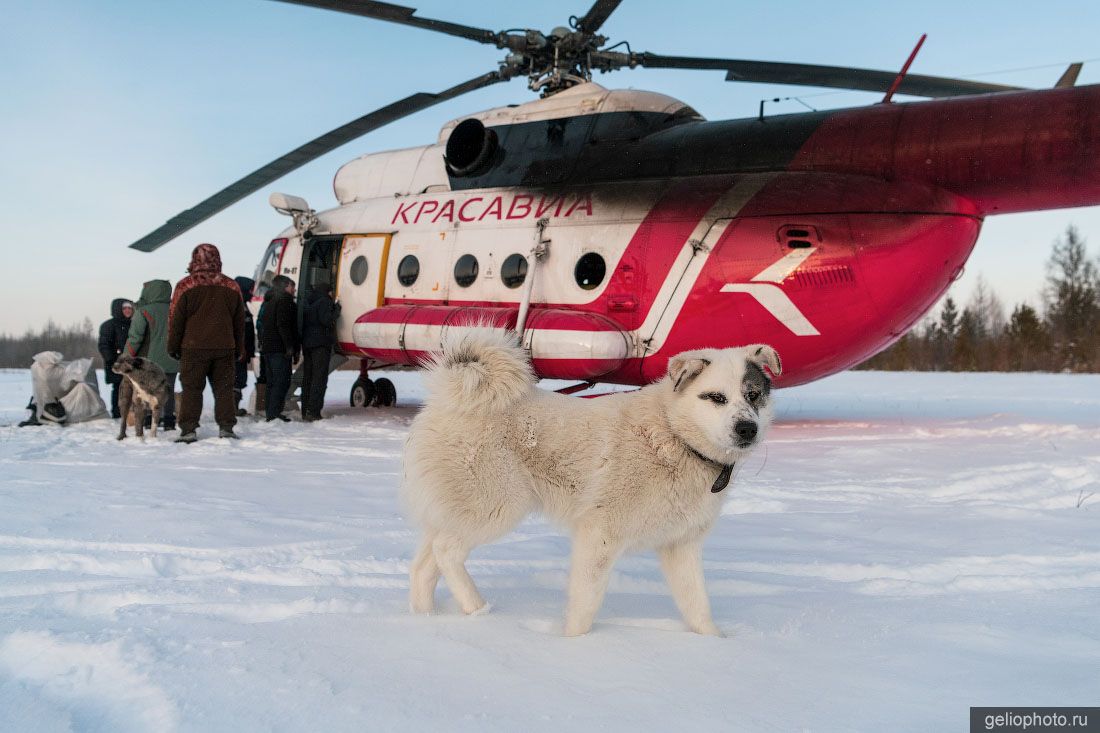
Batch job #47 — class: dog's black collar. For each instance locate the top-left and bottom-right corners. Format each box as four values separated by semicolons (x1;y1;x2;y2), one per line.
687;447;736;493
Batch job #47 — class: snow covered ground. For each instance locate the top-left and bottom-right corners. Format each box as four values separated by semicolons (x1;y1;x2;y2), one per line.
0;368;1097;732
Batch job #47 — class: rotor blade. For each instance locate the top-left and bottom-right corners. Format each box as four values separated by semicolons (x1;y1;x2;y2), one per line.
575;0;623;34
633;53;1024;97
129;71;507;252
268;0;499;45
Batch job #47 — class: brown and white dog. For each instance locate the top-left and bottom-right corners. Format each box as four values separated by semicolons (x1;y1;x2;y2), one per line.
112;355;170;440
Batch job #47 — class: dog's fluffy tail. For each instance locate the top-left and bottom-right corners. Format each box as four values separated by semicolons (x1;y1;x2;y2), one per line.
421;327;535;413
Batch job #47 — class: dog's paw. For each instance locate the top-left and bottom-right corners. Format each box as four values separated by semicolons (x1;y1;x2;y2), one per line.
694;622;726;638
409;601;435;615
466;602;492;617
563;621;593;637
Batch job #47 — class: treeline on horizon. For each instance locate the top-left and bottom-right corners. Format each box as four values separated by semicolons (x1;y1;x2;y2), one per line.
1;226;1098;373
0;319;101;370
857;225;1100;373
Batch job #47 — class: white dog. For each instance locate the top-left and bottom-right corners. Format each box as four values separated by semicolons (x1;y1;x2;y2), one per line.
402;329;780;636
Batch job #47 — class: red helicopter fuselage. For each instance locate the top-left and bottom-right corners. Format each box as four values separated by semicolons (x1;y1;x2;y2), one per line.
258;83;1100;387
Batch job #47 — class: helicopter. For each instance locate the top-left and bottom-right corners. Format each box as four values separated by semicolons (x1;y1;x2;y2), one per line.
127;0;1100;406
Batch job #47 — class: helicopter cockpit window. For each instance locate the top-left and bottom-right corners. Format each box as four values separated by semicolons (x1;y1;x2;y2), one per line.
454;254;479;288
669;105;704;123
253;238;287;298
349;256;369;286
397;255;420;286
501;254;528;289
574;252;606;291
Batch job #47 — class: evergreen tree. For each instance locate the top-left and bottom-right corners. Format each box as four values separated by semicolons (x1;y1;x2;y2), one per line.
938;296;959;339
929;296;960;369
951;308;980;371
1006;303;1049;371
1043;225;1100;371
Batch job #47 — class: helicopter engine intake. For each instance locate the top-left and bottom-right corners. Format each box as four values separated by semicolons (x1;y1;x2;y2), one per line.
445;118;500;177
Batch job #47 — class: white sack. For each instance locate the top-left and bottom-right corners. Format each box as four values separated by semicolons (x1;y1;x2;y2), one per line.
30;351;108;424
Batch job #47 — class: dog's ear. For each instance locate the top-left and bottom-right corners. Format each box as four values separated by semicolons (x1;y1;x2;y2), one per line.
745;344;782;377
132;357;144;368
668;351;712;392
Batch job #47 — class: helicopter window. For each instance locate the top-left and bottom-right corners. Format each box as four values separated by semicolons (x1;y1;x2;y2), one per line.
253;238;287;297
670;105;704;123
574;252;606;291
397;255;420;286
454;254;479;288
349;255;369;286
501;254;528;289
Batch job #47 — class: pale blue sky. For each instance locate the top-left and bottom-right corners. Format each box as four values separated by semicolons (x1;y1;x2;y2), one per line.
2;0;1099;333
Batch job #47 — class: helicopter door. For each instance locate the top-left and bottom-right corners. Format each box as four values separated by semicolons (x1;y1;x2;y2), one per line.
299;236;341;298
334;234;392;345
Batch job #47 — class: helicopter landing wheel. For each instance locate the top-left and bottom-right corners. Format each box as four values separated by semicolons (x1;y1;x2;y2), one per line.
350;378;376;408
371;377;397;407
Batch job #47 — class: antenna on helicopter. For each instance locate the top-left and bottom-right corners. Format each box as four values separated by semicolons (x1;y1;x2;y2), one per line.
882;34;928;104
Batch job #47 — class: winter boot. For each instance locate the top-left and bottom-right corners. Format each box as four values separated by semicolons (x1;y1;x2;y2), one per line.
41;401;67;425
219;427;240;440
18;398;41;427
175;431;198;444
160;416;177;431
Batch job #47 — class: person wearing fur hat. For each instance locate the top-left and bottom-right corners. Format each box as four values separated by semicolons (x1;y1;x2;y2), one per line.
168;243;245;443
98;298;133;418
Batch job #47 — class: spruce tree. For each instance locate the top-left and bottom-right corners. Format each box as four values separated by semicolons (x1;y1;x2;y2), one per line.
1006;303;1050;371
951;308;980;371
1043;225;1100;371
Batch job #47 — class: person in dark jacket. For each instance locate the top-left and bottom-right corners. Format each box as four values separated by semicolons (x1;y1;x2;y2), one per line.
299;283;341;421
168;243;245;443
253;288;275;413
125;280;179;430
259;275;299;422
233;276;257;416
98;298;133;418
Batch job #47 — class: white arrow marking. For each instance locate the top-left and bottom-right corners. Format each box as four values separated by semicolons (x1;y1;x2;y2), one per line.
752;247;817;283
721;247;820;336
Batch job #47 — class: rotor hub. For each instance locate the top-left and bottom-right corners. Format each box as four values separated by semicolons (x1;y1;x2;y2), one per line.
495;24;612;95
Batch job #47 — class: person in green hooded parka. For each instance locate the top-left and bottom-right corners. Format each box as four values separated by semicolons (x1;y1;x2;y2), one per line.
125;279;180;430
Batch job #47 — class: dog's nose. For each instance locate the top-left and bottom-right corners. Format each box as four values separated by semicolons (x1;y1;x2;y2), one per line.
734;420;758;443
